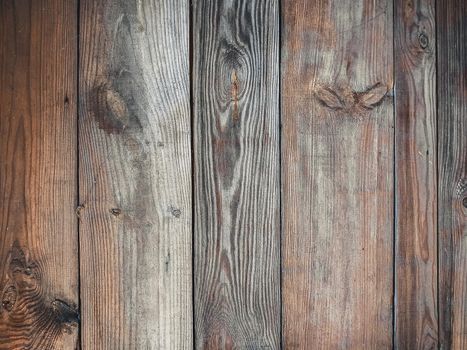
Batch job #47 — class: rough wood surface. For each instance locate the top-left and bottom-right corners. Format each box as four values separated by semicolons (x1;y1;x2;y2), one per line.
0;0;79;349
193;0;281;348
437;1;467;348
281;0;394;348
394;0;438;348
79;0;192;348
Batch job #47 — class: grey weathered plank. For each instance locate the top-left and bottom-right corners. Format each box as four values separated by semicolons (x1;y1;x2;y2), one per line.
437;1;467;348
282;0;394;348
0;0;79;348
193;0;281;348
79;1;192;348
394;0;438;348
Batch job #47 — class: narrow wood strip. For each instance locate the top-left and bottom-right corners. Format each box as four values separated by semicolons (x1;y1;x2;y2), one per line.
79;1;192;348
394;0;438;348
282;0;394;348
0;1;79;348
193;0;281;348
437;1;467;348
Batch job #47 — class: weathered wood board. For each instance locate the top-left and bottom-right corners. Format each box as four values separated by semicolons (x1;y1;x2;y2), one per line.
193;0;281;348
282;0;394;348
79;0;192;348
1;1;467;348
394;0;438;348
437;1;467;349
0;0;79;348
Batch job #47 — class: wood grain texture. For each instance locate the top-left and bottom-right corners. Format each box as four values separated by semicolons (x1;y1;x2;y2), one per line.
282;0;394;348
0;0;79;349
394;0;438;348
79;0;192;348
193;0;280;348
437;1;467;348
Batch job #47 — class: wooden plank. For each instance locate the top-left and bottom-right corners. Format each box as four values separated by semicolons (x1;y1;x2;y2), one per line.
0;0;79;349
437;1;467;348
281;0;394;348
193;0;280;348
79;1;192;348
394;0;438;348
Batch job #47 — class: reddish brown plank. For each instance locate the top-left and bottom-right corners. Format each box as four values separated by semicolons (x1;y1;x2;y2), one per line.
282;0;394;348
394;0;438;348
437;1;467;348
0;0;79;348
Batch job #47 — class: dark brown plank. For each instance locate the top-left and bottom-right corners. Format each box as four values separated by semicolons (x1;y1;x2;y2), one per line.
394;0;438;348
0;0;79;348
282;0;394;348
79;0;192;348
437;1;467;348
193;0;280;348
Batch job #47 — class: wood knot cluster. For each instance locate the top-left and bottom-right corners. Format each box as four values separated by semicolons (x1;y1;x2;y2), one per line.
314;83;390;116
0;242;79;347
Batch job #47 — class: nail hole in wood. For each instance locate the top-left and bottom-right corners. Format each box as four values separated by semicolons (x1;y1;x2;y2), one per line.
110;208;121;217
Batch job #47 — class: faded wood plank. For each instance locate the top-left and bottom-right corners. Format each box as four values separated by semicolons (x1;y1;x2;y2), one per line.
79;1;192;348
193;0;280;348
437;1;467;348
282;0;394;348
394;0;438;348
0;0;79;348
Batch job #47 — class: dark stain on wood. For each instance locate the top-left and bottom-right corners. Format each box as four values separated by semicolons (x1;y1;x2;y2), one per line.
52;299;80;330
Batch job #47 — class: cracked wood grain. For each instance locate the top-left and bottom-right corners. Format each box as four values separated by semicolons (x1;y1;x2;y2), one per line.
193;0;280;348
0;1;79;348
282;0;394;348
79;0;192;348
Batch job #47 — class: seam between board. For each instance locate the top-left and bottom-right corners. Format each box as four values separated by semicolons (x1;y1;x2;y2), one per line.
392;0;397;348
76;0;82;348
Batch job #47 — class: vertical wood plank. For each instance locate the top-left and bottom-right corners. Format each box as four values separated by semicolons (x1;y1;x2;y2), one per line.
193;0;280;348
79;1;192;348
0;0;79;348
437;1;467;348
282;0;394;348
394;0;438;348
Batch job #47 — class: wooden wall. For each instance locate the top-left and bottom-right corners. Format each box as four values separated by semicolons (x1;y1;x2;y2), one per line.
0;0;465;349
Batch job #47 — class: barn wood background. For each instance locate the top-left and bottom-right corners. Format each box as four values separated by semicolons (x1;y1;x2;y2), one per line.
0;0;466;349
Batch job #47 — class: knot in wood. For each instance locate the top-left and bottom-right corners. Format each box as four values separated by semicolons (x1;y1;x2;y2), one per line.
418;32;429;49
110;208;122;217
2;285;17;311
